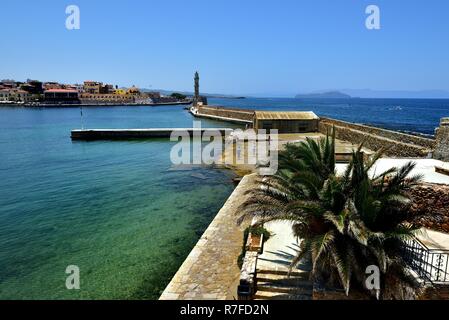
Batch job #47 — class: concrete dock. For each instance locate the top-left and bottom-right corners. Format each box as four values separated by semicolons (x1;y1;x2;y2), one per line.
71;128;234;140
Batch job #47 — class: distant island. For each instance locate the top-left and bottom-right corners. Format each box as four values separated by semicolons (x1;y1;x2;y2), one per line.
295;91;352;99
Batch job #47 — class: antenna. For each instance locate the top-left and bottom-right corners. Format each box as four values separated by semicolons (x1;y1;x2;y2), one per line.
80;105;84;130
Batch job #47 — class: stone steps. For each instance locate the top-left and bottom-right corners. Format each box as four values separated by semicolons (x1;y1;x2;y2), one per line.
257;270;310;283
257;269;307;277
257;280;312;293
254;290;312;300
257;277;312;288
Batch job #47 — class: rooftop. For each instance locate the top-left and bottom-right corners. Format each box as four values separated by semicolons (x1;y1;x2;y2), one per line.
336;158;449;185
45;89;78;93
254;111;319;120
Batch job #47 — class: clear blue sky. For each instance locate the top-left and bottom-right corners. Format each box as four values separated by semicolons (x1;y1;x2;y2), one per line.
1;0;448;96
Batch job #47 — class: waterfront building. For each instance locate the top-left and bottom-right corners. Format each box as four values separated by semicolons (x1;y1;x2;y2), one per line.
0;80;17;88
14;89;32;102
0;89;32;102
126;86;140;95
43;82;64;90
71;84;85;93
83;81;102;94
79;84;146;103
21;80;43;95
84;81;116;95
100;84;114;94
0;89;12;102
114;88;127;95
44;89;80;104
253;111;319;133
79;93;134;103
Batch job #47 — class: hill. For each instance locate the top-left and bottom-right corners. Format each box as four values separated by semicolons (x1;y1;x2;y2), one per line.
295;91;352;99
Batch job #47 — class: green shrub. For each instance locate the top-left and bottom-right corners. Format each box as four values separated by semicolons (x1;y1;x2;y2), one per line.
237;226;271;269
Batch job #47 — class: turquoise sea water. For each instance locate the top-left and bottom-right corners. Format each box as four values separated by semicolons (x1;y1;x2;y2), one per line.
0;106;239;299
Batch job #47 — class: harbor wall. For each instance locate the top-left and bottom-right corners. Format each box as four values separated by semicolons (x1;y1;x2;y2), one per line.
320;118;435;148
196;105;254;123
71;128;233;140
434;118;449;161
319;118;434;158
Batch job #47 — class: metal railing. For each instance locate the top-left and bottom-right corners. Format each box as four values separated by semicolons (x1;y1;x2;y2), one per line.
402;237;449;284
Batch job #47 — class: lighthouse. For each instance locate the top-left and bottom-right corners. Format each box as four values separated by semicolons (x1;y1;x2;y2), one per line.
194;71;200;106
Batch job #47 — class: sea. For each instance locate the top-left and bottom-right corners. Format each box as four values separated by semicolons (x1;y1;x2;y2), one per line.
0;97;448;299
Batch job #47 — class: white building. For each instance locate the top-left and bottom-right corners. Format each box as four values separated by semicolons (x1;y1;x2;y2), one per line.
0;89;32;103
14;89;32;102
0;89;12;102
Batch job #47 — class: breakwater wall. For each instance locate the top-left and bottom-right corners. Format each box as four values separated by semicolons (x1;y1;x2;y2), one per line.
71;128;233;140
193;105;254;124
434;118;449;161
319;118;435;158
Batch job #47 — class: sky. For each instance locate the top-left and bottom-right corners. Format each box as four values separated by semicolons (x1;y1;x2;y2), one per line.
1;0;448;97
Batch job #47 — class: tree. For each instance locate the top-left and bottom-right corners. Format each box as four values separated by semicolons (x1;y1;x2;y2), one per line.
238;129;422;298
170;92;186;100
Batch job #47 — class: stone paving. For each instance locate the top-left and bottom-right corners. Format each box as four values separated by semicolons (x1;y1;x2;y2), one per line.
257;220;306;274
418;228;449;250
159;174;257;300
254;220;313;300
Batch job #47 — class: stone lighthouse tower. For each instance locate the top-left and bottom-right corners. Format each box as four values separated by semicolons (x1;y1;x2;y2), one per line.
194;71;200;106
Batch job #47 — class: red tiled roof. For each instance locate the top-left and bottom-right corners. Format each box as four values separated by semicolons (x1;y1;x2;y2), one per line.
45;89;78;93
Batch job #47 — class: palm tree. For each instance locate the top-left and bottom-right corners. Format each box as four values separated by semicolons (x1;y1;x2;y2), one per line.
238;129;422;298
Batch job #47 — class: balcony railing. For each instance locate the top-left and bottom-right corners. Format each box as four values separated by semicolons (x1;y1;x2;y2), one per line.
402;237;449;284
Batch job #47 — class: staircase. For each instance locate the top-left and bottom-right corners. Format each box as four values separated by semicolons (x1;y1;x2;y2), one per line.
254;269;312;300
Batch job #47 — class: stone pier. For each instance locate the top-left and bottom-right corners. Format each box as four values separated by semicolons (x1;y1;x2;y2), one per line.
71;128;234;140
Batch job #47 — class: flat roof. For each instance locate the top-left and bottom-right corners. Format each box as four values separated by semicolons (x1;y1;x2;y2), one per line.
254;111;319;120
336;159;449;185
